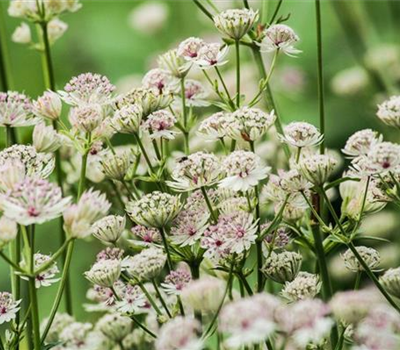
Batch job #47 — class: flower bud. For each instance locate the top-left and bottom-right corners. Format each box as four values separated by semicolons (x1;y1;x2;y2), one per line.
262;251;302;284
91;215;126;244
84;259;121;287
158;49;191;79
380;267;400;298
123;247;166;281
96;313;133;342
213;8;259;40
33;122;61;153
281;272;321;302
12;22;31;44
69;103;103;133
111;104;143;134
33;90;62;121
101;151;133;181
48;18;68;43
0;216;18;247
298;154;337;185
341;246;380;273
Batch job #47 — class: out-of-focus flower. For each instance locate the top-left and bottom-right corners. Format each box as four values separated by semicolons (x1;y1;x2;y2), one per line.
85;259;121;288
197;111;229;141
143;109;177;140
115;284;146;314
128;2;168;34
281;272;321;302
341;246;380;272
130;225;161;247
142;68;177;95
1;178;71;226
181;276;226;313
158;49;191;79
259;24;301;56
380;267;400;299
161;269;192;296
178;79;209;107
60;72;115;107
167;152;220;191
126;191;181;228
69;103;104;133
213;8;259;40
155;316;202;350
331;66;369;96
47;18;68;43
21;253;60;288
280;122;323;148
342;129;382;159
377;95;400;129
177;37;205;61
59;322;93;349
0;91;36;127
12;22;31;44
0;217;17;247
41;313;74;343
219;294;280;349
220;150;270;192
32;122;61;153
33;90;62;121
122;247;166;281
63;188;111;238
91;215;126;244
195;43;229;69
0;292;21;325
298;154;337;185
262;251;302;284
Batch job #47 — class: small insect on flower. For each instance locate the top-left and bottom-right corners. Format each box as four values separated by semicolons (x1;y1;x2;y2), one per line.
213;8;259;40
143;109;178;140
377;95;400;129
0;292;21;325
32;90;62;121
84;259;121;288
0;91;36;127
279;122;323;148
1;178;71;226
259;24;301;57
21;253;60;288
177;37;205;61
220;150;270;192
194;43;229;69
91;215;126;244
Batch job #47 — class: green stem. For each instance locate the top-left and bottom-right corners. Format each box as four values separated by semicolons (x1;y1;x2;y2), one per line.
159;227;173;271
192;0;214;20
214;66;234;108
237;272;253;296
121;179;136;201
235;40;241;107
0;250;25;273
130;314;157;339
39;21;56;90
152;279;172;318
315;0;325;154
354;271;362;290
28;278;40;350
268;0;283;24
180;77;189;155
138;281;163;316
0;2;13;91
77;133;91;199
347;242;400;313
200;187;218;223
133;133;156;174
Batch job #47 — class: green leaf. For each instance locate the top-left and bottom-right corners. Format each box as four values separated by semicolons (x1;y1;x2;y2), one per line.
354;235;391;243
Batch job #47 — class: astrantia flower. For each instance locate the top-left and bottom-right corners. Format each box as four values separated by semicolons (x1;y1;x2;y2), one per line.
69;103;104;133
178;79;209;107
219;294;279;349
281;272;321;302
32;122;61;153
59;322;93;349
115;284;146;314
161;269;192;295
130;225;162;246
158;49;191;79
167;152;221;191
181;277;226;312
0;91;36;127
1;178;71;226
111;103;143;134
41;313;74;343
126;191;181;228
201;211;258;260
0;292;21;324
144;109;177;140
63;188;111;238
0;216;18;247
142;68;177;95
60;72;115;106
380;267;400;299
12;22;31;44
21;253;60;288
100;150;133;181
341;246;380;272
177;37;205;61
377;95;400;129
225;107;276;141
298;154;337;185
85;259;121;288
220;151;270;192
259;24;301;56
367;142;400;174
262;251;302;284
280;122;323;148
47;18;68;44
213;8;259;40
195;43;229;69
197;111;229;141
156;316;202;350
122;247;166;281
33;90;62;121
96;247;124;262
342;129;382;158
91;215;126;244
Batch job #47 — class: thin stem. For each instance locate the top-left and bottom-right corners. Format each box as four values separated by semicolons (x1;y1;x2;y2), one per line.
318;187;346;236
158;227;173;271
0;250;25;273
354;271;362;290
130;314;157;339
133;132;155;174
200;187;218;223
152;279;172;318
315;0;326;154
268;0;284;24
39;21;56;90
40;240;75;343
236;272;253;296
180;78;189;155
34;239;71;275
192;0;214;20
235;40;241;108
137;281;163;316
347;242;400;313
77;133;92;199
121;179;136;201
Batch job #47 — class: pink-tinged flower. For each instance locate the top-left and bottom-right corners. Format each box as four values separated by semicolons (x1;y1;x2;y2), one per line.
0;292;21;324
219;294;280;349
259;24;301;57
84;259;121;288
220;151;270;192
201;211;257;261
68;103;104;133
213;8;259;40
142;68;177;95
176;79;209;107
155;316;202;350
279;122;323;148
161;269;192;295
143;109;178;140
0;91;36;127
158;49;191;79
96;247;124;262
377;95;400;129
115;284;146;314
195;43;229;69
60;72;115;106
130;225;162;247
177;37;205;61
21;253;60;288
342;129;383;159
1;178;71;226
197;111;229;141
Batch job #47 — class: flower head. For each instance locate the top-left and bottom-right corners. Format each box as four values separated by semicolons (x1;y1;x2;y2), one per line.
179;79;209;107
85;259;121;288
177;37;205;61
158;49;191;79
281;272;321;302
342;129;382;158
96;313;133;342
41;313;74;343
21;253;60;288
259;24;301;56
213;8;259;40
380;267;400;299
32;122;61;153
130;225;162;246
59;322;92;349
123;247;166;281
0;216;18;247
195;43;229;69
144;109;177;140
142;68;177;95
126;191;181;228
115;284;146;314
69;103;104;133
100;150;133;181
111;103;143;134
342;246;380;272
1;178;71;226
197;111;229;141
12;22;31;44
60;72;115;106
47;18;68;43
0;91;36;127
298;154;337;185
91;215;126;244
377;95;400;129
0;292;21;325
220;151;270;192
262;251;302;284
280;122;323;148
161;268;192;296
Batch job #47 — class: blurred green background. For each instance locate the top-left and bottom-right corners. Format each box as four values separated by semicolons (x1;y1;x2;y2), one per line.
1;0;400;322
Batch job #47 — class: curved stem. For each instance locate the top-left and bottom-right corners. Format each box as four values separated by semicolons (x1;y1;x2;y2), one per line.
39;21;55;90
130;314;157;339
